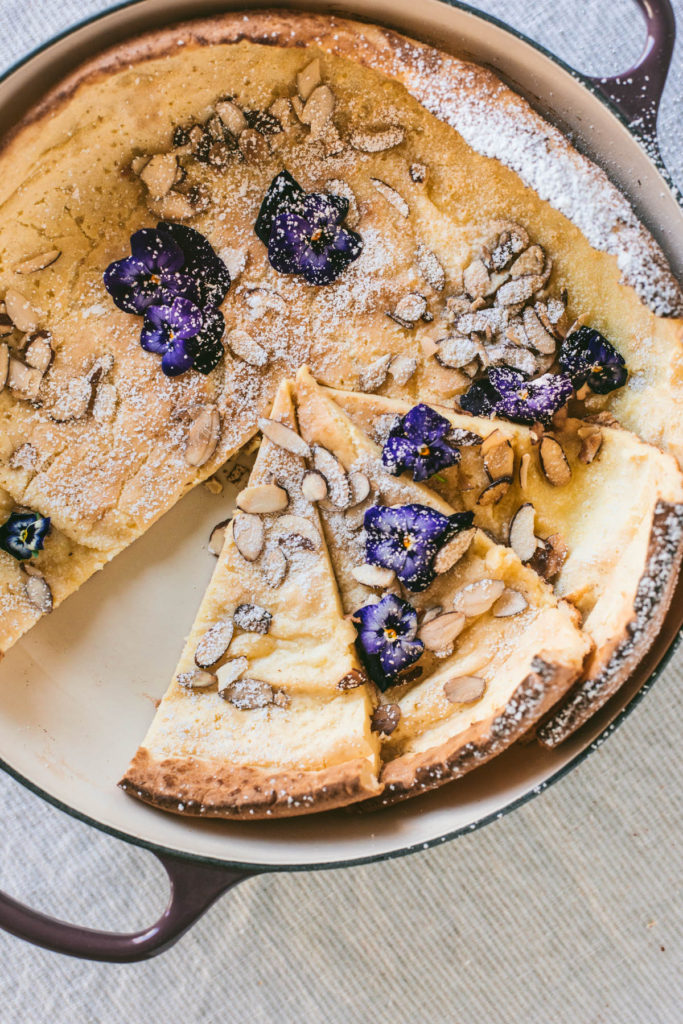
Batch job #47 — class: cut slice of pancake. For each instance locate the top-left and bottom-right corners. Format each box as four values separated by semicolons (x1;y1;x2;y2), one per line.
120;380;381;818
294;368;590;807
327;386;683;747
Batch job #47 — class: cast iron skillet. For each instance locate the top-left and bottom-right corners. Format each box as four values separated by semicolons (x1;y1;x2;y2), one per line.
0;0;680;962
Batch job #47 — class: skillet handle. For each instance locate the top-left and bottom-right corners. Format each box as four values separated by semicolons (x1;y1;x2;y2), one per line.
583;0;675;144
0;849;253;962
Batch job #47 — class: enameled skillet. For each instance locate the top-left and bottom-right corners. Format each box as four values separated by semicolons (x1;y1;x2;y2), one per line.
0;0;680;962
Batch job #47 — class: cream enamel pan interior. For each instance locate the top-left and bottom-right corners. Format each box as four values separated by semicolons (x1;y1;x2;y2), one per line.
0;0;681;871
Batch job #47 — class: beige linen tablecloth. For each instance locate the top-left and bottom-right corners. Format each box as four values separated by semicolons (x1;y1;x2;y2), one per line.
0;1;680;1020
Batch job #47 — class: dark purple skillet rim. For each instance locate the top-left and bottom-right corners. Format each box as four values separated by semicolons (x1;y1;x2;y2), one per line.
0;0;680;876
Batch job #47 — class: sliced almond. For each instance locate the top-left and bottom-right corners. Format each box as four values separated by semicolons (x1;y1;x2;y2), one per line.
492;588;528;617
528;533;568;582
350;127;405;152
522;306;556;355
5;289;39;333
24;334;52;372
261;547;288;588
92;382;117;423
215;98;247;137
233;513;265;561
539;436;572;487
177;668;217;688
236;483;288;514
13;250;61;275
0;343;8;390
228;329;269;367
519;451;531;490
348;471;371;506
421;606;443;626
291;95;305;122
392;293;427;324
221;678;273;710
509;503;537;562
370;178;409;218
139;153;178;198
477;477;511;506
50;377;91;422
216;656;249;693
418;610;466;651
301;470;328;502
234;603;272;634
273;514;321;551
184;405;220;467
483;438;514;480
452;578;505;616
351;564;396;588
495;275;544;308
337;669;366;691
487;223;529;270
463;258;491;300
24;571;53;615
208;518;231;556
433;529;475;574
480;429;505;456
444;675;486;704
258;417;310;458
388;355;417;386
8;360;42;400
579;430;603;464
371;703;401;735
297;59;321;101
415;245;445;292
312;445;351;508
238;129;270;163
509;244;545;278
358;354;392;393
436;334;479;370
9;443;37;470
301;85;335;135
195;618;234;669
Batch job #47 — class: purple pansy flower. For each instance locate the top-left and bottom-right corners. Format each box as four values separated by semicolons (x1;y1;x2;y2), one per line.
354;594;424;690
255;170;363;286
141;297;204;377
103;228;200;314
0;511;51;561
364;504;474;592
382;404;461;481
558;326;628;394
157;222;231;309
104;223;230;377
185;306;227;375
460;367;573;425
458;376;501;418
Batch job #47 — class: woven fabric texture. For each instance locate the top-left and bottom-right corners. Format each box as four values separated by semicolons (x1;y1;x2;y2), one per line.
0;2;680;1021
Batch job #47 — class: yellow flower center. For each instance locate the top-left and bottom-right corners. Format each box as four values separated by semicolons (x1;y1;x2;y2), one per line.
402;535;413;549
384;627;398;641
310;228;323;243
151;273;161;285
418;444;431;457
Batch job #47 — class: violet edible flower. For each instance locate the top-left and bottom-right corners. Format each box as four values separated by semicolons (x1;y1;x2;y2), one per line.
353;593;423;690
364;504;474;592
